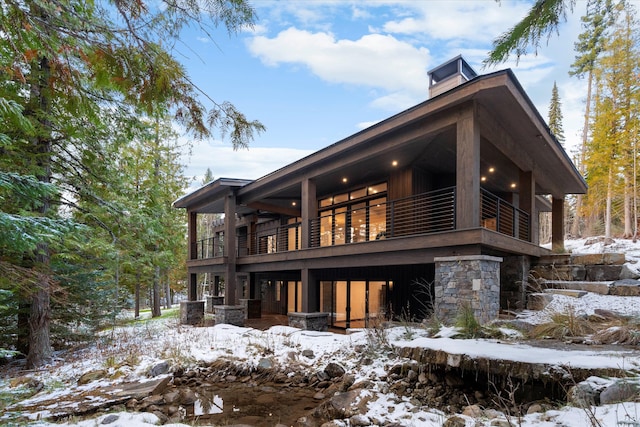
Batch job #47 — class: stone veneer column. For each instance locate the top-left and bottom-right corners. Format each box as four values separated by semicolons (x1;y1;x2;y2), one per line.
434;255;503;324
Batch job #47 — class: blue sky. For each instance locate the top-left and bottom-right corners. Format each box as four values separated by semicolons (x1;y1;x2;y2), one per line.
177;0;597;188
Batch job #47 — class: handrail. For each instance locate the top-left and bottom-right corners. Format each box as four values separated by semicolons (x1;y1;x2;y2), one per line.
192;186;532;259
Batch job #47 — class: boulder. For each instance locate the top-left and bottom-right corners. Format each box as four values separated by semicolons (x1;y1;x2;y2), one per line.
324;362;346;379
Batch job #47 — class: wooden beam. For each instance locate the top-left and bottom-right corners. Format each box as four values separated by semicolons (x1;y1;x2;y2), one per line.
246;201;301;217
456;102;480;229
552;197;565;252
224;190;237;305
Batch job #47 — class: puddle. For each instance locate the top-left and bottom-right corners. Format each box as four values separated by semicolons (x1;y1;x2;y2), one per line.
186;383;319;426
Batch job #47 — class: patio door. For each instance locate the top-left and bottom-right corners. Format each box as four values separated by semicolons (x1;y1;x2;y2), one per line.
321;280;388;329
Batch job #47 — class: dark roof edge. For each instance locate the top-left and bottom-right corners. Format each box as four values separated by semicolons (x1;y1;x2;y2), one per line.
173;177;253;209
501;69;587;191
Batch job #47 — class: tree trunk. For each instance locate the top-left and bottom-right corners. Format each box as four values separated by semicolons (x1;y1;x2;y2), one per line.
26;48;53;368
135;279;140;319
606;168;613;239
624;175;633;238
152;264;161;317
164;271;171;309
572;70;594;238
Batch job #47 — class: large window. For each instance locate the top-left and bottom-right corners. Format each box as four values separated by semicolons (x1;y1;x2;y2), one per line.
320;280;390;328
318;183;387;247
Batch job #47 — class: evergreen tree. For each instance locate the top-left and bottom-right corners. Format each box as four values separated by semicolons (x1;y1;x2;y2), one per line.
0;0;263;367
548;81;566;145
485;0;575;66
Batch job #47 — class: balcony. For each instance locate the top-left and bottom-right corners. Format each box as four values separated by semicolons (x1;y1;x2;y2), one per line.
191;187;530;260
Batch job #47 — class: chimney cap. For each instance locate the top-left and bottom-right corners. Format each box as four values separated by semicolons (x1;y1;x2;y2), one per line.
428;55;478;87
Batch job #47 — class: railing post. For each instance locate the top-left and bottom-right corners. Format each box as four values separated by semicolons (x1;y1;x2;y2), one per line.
390;200;395;238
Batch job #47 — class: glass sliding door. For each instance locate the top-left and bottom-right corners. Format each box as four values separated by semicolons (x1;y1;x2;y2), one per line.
321;280;389;329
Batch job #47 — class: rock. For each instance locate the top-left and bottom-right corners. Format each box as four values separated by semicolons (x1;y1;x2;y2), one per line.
462;404;483;418
142;394;164;406
316;370;330;381
490;420;512;427
619;265;640;280
100;414;119;424
349;414;372;426
302;349;315;358
417;373;428;385
442;415;466;427
314;391;326;400
314;390;374;420
526;403;543;414
568;382;598;407
78;369;107;385
320;421;347;427
406;369;418;382
180;388;197;405
341;374;355;391
600;381;640;404
258;357;274;369
163;390;180;404
324;362;346;379
610;279;640;296
148;361;170;377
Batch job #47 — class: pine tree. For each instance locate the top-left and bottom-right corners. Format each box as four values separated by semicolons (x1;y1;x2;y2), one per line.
0;0;263;367
548;82;566;145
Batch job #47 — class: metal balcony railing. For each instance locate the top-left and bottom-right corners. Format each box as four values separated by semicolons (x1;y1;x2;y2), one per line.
481;188;530;241
191;186;531;259
309;186;456;248
191;236;224;260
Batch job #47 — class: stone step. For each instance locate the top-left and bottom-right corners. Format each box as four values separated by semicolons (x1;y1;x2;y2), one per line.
543;288;588;298
538;280;612;295
531;263;630;282
537;279;640;296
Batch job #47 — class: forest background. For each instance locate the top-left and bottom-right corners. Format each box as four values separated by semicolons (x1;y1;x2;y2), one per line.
0;0;638;369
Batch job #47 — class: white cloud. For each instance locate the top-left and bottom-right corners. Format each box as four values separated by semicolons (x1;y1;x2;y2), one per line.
382;1;530;43
247;28;430;98
180;140;314;191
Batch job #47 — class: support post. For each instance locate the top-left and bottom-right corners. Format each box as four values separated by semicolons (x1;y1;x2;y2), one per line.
552;197;565;252
301;178;317;249
519;170;536;244
224;189;237;305
456;103;481;229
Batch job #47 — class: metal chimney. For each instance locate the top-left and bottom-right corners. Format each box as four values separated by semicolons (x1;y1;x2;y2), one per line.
428;55;478;98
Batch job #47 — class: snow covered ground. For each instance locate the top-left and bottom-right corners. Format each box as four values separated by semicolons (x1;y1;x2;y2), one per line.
1;238;640;427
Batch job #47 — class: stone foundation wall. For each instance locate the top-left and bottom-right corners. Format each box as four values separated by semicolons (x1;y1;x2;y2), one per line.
288;312;329;331
434;255;502;324
500;255;530;311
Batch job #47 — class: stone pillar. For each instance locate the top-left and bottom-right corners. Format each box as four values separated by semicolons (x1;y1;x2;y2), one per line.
434;255;502;324
288;312;329;331
214;305;245;326
180;301;204;325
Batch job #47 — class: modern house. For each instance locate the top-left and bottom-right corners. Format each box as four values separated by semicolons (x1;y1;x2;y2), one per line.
173;56;587;329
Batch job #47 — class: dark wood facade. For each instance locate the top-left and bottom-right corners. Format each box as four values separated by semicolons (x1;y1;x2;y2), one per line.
174;65;586;326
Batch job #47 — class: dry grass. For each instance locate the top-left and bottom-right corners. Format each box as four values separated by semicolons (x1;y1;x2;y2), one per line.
530;308;597;340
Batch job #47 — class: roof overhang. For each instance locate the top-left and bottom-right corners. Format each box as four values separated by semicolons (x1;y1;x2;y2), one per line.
173;178;252;212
